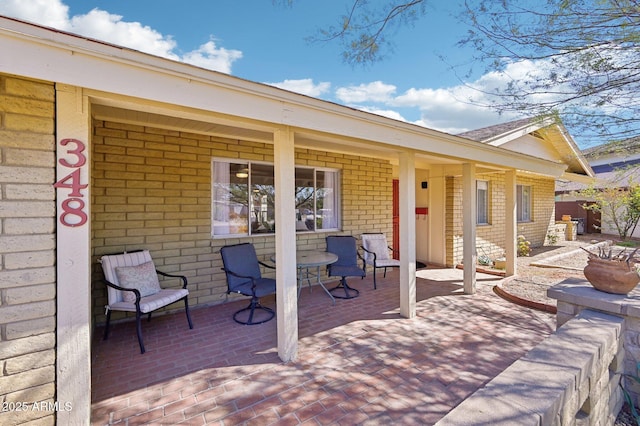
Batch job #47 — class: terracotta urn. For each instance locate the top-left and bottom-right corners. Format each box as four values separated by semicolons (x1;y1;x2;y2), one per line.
583;257;640;294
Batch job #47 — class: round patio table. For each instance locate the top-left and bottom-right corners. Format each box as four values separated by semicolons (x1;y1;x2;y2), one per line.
271;251;338;305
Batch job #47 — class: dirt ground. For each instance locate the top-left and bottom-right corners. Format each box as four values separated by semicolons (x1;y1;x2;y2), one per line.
500;233;617;307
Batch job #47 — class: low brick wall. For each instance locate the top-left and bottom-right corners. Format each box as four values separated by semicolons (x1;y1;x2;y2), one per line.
551;278;640;411
436;308;624;425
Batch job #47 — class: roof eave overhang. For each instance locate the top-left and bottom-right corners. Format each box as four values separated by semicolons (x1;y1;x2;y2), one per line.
559;172;596;185
0;16;566;178
484;117;556;146
484;116;594;178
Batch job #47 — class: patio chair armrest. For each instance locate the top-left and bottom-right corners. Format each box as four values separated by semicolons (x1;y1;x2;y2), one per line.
221;268;255;280
258;260;275;270
361;246;377;261
103;279;142;304
156;270;188;289
388;246;398;255
221;268;260;294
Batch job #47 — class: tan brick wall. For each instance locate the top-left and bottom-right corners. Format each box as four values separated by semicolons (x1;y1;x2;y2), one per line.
447;172;556;266
91;121;393;324
517;174;557;248
0;74;56;425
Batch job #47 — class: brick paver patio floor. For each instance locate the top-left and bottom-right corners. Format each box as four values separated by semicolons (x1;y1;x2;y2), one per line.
91;268;556;425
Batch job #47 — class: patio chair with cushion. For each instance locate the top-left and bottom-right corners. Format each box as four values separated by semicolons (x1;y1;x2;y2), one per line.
220;242;277;325
99;249;193;354
326;235;366;299
361;232;401;289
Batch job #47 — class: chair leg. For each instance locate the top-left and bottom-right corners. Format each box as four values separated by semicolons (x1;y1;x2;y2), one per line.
373;267;377;289
135;311;146;354
384;267;387;278
103;309;112;340
184;296;193;329
233;297;275;325
330;277;360;299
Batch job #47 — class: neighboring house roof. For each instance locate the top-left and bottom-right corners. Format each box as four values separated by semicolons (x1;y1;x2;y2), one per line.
582;136;640;159
557;137;640;193
556;167;640;193
459;117;594;181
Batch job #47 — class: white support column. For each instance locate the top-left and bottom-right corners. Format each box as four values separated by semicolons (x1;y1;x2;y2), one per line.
273;126;298;361
428;166;446;266
399;152;416;318
505;170;517;277
55;84;91;425
462;163;477;294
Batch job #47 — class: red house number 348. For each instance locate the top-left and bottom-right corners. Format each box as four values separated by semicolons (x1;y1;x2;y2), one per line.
53;138;88;227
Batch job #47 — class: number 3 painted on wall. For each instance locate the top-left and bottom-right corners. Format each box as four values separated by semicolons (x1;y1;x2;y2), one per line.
54;138;88;227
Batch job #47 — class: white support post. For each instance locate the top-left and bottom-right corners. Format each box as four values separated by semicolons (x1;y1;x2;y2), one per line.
399;152;416;318
55;84;91;425
273;126;298;361
428;166;446;266
462;163;477;294
505;170;517;277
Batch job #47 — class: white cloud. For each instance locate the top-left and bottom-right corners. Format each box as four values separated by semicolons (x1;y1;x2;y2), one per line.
69;9;179;59
336;81;397;103
0;0;242;73
358;107;407;122
0;0;70;30
182;40;242;74
266;79;331;97
332;60;553;134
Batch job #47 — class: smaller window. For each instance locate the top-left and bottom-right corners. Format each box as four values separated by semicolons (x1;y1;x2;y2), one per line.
517;185;532;222
477;180;489;225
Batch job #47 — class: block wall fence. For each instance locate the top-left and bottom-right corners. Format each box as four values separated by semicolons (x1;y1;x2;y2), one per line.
438;308;625;425
0;75;57;425
91;120;394;325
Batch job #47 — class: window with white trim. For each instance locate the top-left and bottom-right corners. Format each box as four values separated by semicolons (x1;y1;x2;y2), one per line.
517;184;532;222
211;159;340;237
477;180;489;225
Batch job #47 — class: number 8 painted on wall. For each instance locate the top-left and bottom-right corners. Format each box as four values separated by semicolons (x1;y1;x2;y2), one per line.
53;138;88;227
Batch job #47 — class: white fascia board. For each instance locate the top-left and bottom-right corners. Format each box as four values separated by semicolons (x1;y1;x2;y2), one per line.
552;123;594;177
560;172;596;184
484;118;554;146
0;17;565;177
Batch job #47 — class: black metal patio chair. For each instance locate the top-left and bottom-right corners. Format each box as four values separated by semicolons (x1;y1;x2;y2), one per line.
220;242;277;325
326;235;366;299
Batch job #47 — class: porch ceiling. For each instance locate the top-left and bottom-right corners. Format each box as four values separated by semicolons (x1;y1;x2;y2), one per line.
91;102;492;170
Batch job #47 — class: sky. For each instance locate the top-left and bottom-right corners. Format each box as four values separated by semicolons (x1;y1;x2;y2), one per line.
0;0;558;143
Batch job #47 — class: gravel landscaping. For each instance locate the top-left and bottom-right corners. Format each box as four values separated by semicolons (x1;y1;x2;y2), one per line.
500;235;612;307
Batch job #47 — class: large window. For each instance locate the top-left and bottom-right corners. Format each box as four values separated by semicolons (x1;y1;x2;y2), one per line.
477;180;489;225
212;159;339;237
517;185;532;222
294;167;339;232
